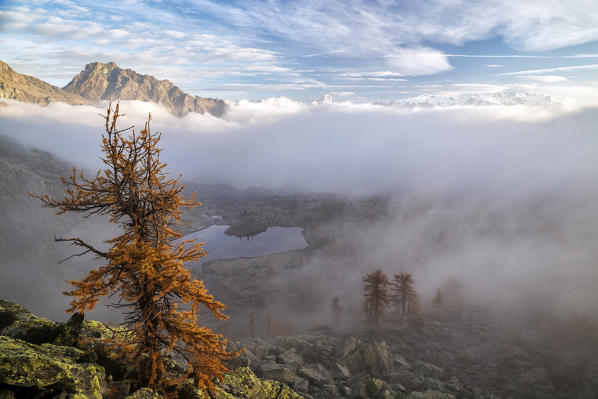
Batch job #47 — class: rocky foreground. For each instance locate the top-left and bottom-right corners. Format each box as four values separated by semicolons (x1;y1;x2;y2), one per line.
0;300;302;399
2;299;598;399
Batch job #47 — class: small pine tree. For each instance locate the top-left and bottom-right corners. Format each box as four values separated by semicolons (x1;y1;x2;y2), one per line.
432;288;443;311
331;296;342;325
31;104;236;398
391;272;419;316
363;269;390;325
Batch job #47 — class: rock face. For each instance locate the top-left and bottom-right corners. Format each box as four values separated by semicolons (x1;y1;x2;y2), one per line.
63;62;227;116
0;61;89;105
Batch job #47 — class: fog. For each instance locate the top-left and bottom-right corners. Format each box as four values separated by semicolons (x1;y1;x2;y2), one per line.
1;98;598;322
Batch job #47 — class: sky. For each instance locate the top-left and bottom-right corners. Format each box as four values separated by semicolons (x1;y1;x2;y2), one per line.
2;0;598;102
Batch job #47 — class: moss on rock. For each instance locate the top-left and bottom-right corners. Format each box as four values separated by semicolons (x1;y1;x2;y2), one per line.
404;390;456;399
126;387;163;399
191;367;303;399
0;300;60;344
0;336;104;399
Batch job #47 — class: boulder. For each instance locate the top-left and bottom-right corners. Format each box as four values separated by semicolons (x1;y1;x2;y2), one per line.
54;312;85;347
0;336;104;399
414;361;444;379
353;377;393;399
293;376;309;393
126;388;163;399
340;338;393;377
218;367;303;399
228;348;261;370
334;362;351;379
279;348;304;366
404;390;456;399
297;366;327;384
258;361;297;386
0;300;61;344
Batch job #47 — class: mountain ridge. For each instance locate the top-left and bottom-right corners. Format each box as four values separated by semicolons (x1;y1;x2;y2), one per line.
63;61;227;116
0;60;226;117
0;61;89;106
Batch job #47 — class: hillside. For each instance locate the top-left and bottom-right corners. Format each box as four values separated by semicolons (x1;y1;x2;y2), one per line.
63;61;227;116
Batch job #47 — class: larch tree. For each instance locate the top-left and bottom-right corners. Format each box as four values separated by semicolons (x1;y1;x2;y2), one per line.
31;103;236;398
331;296;342;325
391;272;420;316
363;269;390;325
432;288;444;311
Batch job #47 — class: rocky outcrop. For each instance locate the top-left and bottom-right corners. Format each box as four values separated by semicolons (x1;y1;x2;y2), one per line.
204;367;302;399
0;299;304;399
63;62;226;117
0;336;104;399
0;61;89;105
0;300;61;344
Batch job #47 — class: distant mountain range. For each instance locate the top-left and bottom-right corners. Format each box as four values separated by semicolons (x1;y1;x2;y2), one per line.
0;60;226;117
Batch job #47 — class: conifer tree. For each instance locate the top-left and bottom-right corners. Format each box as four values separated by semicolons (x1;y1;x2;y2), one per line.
331;296;342;325
32;104;235;398
363;269;390;325
432;288;444;311
391;272;420;316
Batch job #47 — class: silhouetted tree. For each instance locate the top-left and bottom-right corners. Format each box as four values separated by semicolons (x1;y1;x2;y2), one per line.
391;272;419;316
331;296;342;325
432;288;444;311
32;104;236;398
363;269;390;325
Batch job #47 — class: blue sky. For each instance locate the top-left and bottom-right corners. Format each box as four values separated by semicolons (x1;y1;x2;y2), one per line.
2;0;598;102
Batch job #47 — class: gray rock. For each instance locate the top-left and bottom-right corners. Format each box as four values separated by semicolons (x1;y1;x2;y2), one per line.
341;386;352;397
259;360;298;386
335;362;351;379
404;390;456;399
518;366;548;386
393;355;412;370
322;384;339;397
354;377;393;399
279;348;304;366
293;376;310;393
298;366;327;384
414;361;444;379
228;348;261;369
340;338;393;377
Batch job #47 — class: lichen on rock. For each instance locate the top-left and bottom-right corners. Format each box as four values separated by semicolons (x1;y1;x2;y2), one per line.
0;336;104;399
0;300;61;344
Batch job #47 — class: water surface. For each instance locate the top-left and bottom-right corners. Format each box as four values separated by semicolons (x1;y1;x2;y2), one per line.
181;224;308;264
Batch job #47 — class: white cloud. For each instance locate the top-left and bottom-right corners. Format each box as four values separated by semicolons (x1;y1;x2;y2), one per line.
340;71;406;78
386;47;453;76
520;75;567;83
498;64;598;76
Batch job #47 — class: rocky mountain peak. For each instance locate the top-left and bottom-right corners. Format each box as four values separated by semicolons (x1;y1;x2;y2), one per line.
0;60;227;117
64;61;226;117
0;61;89;106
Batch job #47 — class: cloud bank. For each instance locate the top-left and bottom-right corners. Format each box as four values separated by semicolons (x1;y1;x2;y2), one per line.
3;98;598;319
